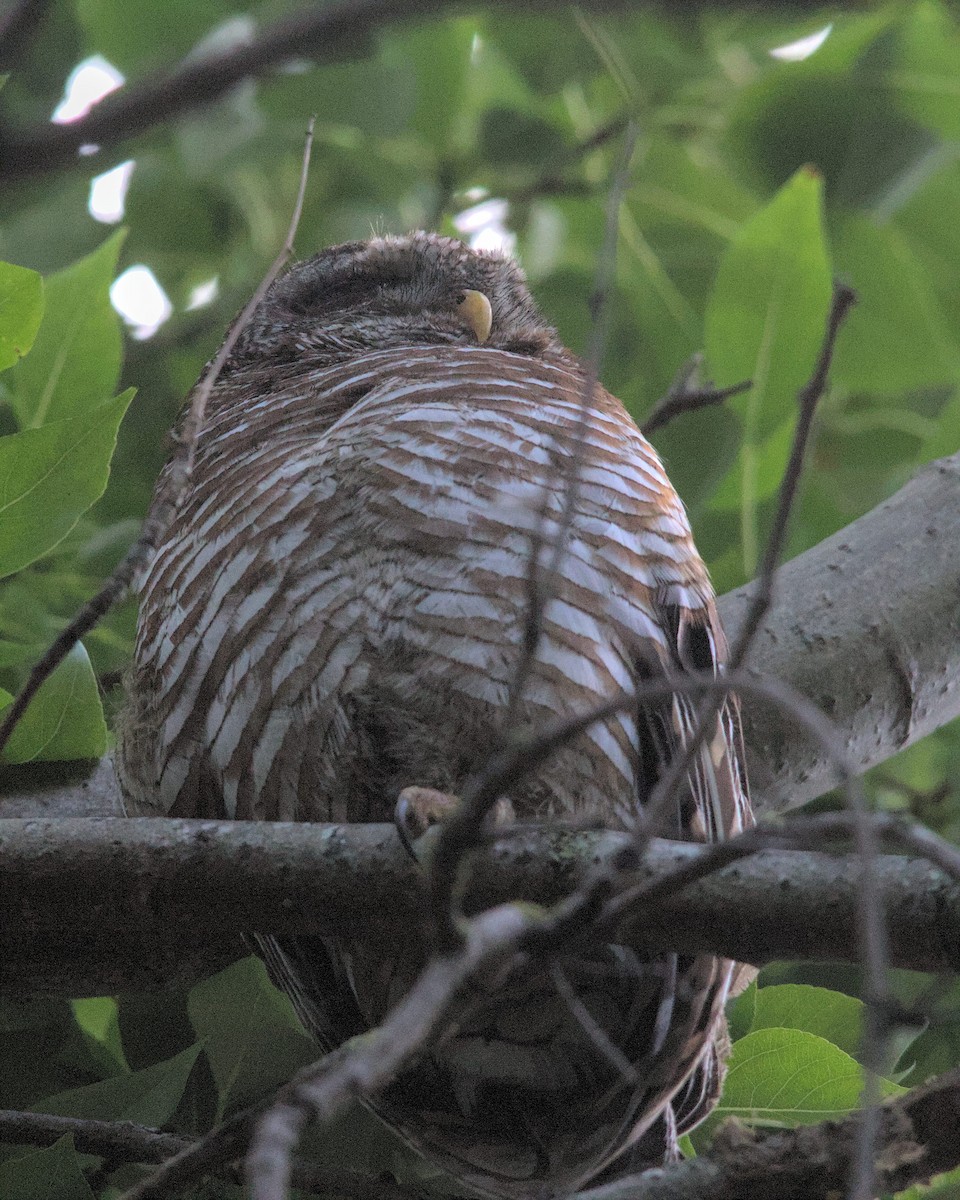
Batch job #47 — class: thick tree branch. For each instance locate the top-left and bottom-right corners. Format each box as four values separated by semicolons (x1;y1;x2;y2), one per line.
722;447;960;813
3;817;959;995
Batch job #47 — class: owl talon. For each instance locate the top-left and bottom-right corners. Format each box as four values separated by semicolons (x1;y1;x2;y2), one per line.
395;786;462;863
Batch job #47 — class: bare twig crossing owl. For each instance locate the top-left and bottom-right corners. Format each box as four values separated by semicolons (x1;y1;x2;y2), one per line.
118;233;752;1197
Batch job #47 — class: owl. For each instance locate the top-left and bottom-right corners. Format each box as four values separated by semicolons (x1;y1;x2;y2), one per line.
118;232;752;1197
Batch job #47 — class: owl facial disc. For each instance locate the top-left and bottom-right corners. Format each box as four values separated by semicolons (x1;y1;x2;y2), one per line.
457;289;493;344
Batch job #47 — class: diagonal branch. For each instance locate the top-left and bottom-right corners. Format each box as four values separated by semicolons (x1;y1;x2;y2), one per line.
0;0;628;183
0;1110;419;1200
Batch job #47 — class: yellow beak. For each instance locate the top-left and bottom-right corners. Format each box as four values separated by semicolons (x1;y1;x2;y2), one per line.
457;290;493;344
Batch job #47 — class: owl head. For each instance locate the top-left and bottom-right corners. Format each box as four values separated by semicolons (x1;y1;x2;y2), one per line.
230;232;560;368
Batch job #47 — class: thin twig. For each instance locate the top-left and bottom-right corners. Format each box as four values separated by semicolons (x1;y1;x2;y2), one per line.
637;283;856;844
0;1109;417;1200
641;356;751;437
0;121;315;761
729;281;858;668
550;963;640;1083
509;113;631;202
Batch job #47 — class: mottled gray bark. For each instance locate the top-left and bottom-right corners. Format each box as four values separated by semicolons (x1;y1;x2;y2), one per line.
721;449;960;815
3;817;958;995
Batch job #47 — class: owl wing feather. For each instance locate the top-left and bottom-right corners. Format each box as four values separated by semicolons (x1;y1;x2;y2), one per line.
120;343;751;1196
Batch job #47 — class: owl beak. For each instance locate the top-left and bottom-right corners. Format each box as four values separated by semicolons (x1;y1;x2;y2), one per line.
457;290;493;344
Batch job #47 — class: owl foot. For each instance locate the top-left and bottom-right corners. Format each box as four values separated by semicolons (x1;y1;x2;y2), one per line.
395;786;461;861
394;787;516;862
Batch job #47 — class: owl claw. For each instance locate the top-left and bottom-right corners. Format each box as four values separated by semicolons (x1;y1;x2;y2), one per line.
394;786;462;863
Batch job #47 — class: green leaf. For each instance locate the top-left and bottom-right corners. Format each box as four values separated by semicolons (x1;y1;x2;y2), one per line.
0;1136;95;1200
75;0;233;74
188;956;317;1119
711;1028;904;1128
832;215;960;394
892;1162;960;1199
7;231;126;428
709;413;796;513
749;985;865;1059
0;388;134;578
34;1043;202;1126
0;642;107;764
704;167;831;571
478;108;566;168
392;20;477;156
895;1;960;141
71;997;129;1077
0;261;43;372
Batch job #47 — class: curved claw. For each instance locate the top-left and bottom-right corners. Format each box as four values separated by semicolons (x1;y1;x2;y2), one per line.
394;786;461;865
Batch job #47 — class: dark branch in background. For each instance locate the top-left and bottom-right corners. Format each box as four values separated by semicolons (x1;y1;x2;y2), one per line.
0;1111;417;1200
509;113;631;202
5;816;960;996
573;1066;960;1200
0;0;629;183
641;356;751;437
0;0;51;70
0;0;856;185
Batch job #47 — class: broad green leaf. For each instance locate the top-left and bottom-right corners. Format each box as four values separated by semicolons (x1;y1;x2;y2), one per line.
0;1136;95;1200
711;1028;904;1128
0;388;134;578
704;168;831;571
75;0;233;74
832;215;960;394
895;1;960;141
478;108;566;169
392;20;477;156
893;1162;960;1199
0;261;43;372
628;141;754;242
709;413;796;513
725;11;929;208
0;642;107;764
749;985;864;1059
71;997;129;1077
34;1043;202;1126
0;998;89;1111
188;956;317;1119
7;230;126;428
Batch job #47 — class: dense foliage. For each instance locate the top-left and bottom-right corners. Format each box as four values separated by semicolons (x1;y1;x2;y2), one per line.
1;2;960;1196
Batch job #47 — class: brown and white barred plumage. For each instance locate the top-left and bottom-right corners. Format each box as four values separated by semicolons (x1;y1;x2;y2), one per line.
118;233;752;1198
